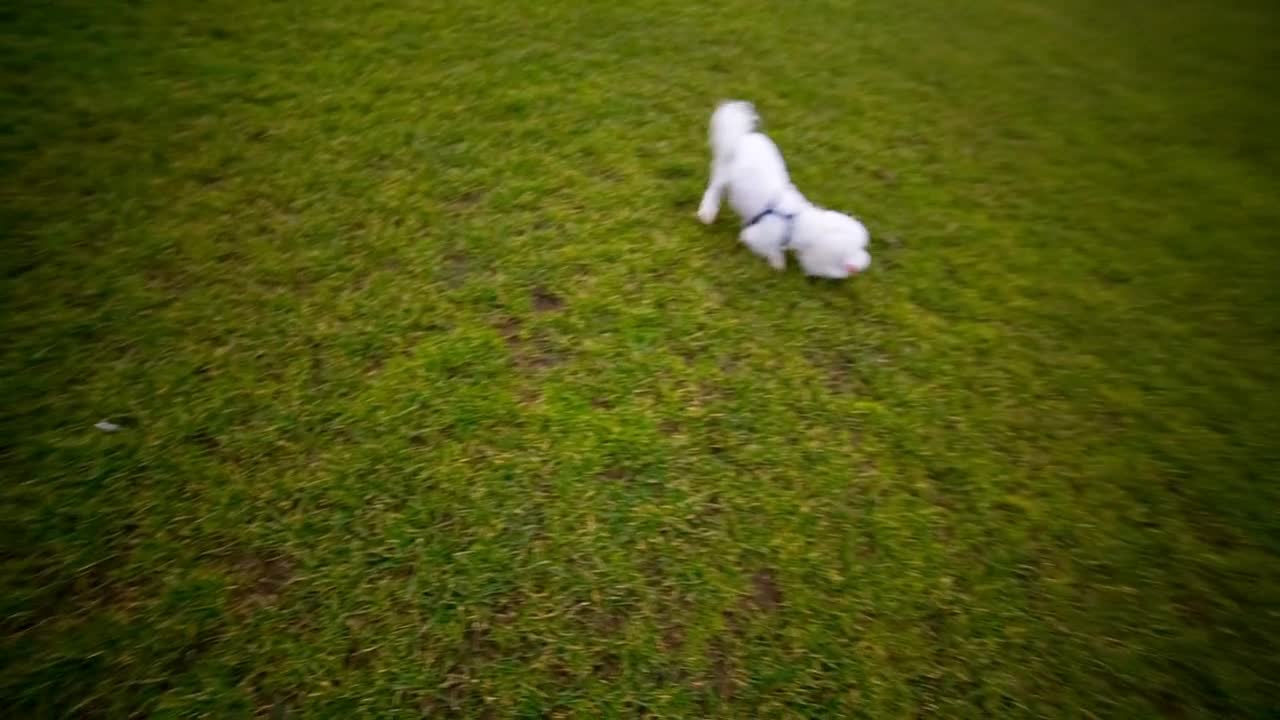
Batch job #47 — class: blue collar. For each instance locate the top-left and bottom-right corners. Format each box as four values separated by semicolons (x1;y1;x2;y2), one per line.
744;206;797;248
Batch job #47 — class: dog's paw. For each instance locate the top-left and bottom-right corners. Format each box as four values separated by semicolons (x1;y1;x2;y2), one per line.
696;206;717;225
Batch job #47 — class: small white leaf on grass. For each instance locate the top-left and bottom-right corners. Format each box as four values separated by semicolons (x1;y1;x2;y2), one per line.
94;420;122;432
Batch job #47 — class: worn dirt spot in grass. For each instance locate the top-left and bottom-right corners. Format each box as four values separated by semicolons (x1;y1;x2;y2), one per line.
435;624;505;715
144;265;187;294
1151;689;1188;719
495;316;522;345
209;248;246;273
923;465;968;509
658;164;694;180
516;383;543;406
443;250;472;287
531;286;564;312
572;604;626;637
495;316;564;370
387;562;416;583
922;607;951;644
532;349;565;369
721;606;746;638
709;637;735;699
857;529;879;559
639;553;665;585
464;624;496;657
344;623;380;671
228;552;296;611
416;696;439;717
547;656;576;685
170;626;221;679
596;167;625;184
661;624;685;652
749;569;782;612
493;594;524;626
266;693;298;720
1174;590;1216;630
186;429;224;456
594;651;622;678
522;343;564;369
600;466;630;483
1194;520;1240;551
446;189;486;211
823;353;871;395
690;494;724;531
521;340;563;370
363;353;386;375
5;258;39;278
194;170;224;187
1098;266;1134;286
7;554;139;636
445;681;472;716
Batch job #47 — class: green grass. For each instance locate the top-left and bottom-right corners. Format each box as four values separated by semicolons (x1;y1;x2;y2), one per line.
3;0;1279;716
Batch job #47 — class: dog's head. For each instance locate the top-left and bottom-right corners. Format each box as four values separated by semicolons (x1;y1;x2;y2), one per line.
845;247;871;276
815;211;871;278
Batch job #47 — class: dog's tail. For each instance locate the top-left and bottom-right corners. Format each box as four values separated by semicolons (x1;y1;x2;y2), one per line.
709;100;759;159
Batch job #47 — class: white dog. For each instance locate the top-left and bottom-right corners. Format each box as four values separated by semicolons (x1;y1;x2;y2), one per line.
697;101;871;278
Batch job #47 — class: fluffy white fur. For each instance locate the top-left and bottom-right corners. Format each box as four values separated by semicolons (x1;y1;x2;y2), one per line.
697;101;871;279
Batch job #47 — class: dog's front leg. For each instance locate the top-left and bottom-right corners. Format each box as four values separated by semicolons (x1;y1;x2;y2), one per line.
697;161;727;224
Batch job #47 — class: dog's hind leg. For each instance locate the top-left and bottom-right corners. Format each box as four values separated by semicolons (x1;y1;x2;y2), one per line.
740;225;786;271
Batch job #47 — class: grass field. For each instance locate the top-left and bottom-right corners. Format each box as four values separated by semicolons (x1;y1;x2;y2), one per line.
3;0;1279;716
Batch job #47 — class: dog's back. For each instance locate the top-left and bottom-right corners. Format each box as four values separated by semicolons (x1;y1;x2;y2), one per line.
708;102;791;220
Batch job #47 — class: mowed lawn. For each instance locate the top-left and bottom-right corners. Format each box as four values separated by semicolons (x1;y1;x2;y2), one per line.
3;0;1279;716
